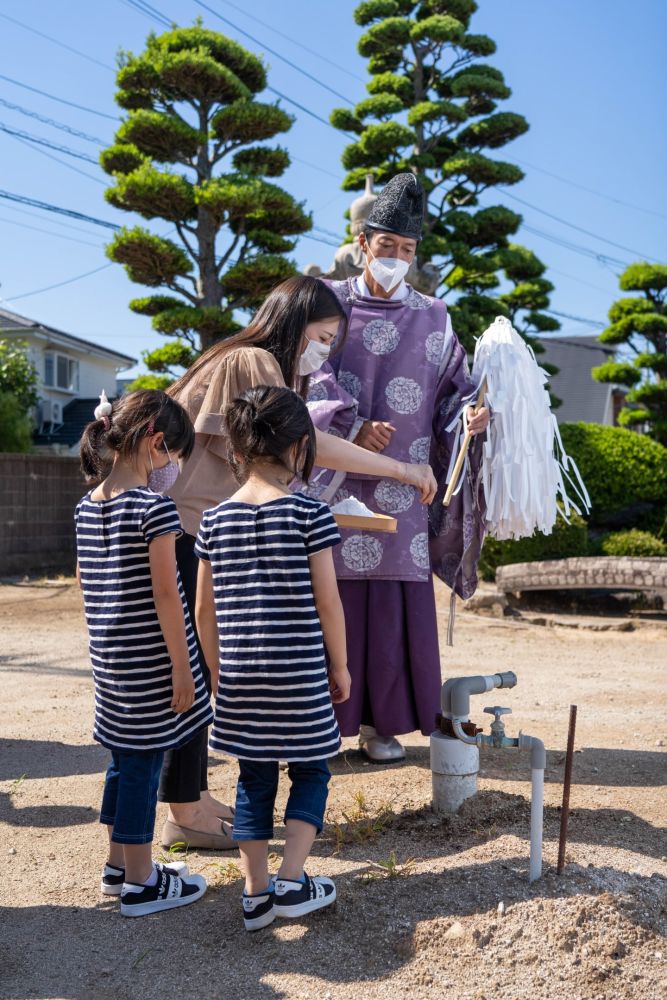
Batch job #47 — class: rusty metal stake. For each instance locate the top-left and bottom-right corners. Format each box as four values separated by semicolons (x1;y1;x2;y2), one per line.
557;704;577;874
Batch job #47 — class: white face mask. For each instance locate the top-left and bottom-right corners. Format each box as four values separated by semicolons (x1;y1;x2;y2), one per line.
367;246;410;292
299;338;331;376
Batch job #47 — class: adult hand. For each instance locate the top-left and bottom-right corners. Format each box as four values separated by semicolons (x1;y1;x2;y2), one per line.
171;666;195;714
400;462;437;504
354;419;396;453
467;405;490;436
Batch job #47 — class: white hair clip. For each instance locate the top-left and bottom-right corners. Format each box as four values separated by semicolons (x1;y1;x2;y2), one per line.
94;389;112;428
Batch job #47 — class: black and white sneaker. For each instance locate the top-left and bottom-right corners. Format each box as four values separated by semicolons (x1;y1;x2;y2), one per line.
273;872;336;919
242;886;275;931
120;870;206;917
101;860;189;896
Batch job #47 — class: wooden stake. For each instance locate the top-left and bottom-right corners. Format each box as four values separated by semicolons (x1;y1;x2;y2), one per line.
443;378;487;507
557;704;577;875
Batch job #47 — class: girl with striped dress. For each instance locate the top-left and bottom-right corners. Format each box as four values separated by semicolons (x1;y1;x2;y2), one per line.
195;385;350;931
75;390;213;917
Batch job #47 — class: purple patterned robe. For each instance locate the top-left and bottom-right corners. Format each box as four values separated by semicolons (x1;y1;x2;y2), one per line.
306;277;486;600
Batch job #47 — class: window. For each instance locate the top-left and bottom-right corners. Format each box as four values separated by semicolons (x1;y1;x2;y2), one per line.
45;352;79;391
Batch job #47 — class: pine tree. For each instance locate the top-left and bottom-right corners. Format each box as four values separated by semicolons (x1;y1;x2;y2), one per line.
592;262;667;444
330;0;559;352
101;23;311;387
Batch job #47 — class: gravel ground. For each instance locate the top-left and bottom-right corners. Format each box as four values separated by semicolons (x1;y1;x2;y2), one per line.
0;578;665;1000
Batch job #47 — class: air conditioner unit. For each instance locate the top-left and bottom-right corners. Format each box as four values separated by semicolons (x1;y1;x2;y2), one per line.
40;399;62;424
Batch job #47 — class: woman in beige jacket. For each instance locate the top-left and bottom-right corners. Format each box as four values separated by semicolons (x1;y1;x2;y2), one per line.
160;276;436;849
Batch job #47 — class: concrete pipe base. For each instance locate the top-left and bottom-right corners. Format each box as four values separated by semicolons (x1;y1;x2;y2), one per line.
430;730;479;814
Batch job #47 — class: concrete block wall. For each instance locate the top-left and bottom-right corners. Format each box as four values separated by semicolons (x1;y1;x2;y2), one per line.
0;454;85;575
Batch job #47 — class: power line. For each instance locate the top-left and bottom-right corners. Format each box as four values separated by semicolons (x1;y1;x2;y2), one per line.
521;222;627;268
0;190;120;231
0;213;104;250
0;199;113;239
6;131;108;187
192;0;356;106
218;0;366;84
0;72;118;121
545;309;605;328
513;156;667;222
4;264;114;304
121;0;172;28
0;121;99;163
0;12;115;73
496;186;659;263
0;96;106;144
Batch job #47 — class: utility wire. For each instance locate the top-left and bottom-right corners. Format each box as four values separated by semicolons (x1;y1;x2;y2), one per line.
545;309;605;328
0;190;121;231
218;0;366;84
0;72;118;121
495;186;658;263
0;96;106;144
0;121;99;163
0;213;104;250
192;0;356;106
513;156;667;222
0;199;114;239
4;264;114;304
6;132;108;187
0;13;115;72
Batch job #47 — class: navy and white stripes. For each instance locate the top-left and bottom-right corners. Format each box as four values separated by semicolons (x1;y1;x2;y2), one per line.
195;494;341;762
75;488;213;752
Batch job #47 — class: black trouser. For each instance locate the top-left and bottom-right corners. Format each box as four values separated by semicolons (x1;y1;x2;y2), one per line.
157;532;211;804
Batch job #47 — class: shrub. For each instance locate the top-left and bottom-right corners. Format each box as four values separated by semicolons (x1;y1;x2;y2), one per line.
479;512;588;582
600;529;667;557
0;391;33;452
559;422;667;525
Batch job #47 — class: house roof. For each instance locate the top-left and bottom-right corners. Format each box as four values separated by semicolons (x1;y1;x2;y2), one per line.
0;306;136;368
538;335;614;424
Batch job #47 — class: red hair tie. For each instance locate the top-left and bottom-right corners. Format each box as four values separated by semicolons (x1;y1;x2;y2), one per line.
147;421;155;435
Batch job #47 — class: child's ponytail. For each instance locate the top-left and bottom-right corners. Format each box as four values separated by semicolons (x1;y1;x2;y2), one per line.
226;385;316;483
79;389;195;483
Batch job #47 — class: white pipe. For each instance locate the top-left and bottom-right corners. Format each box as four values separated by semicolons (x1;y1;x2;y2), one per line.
529;767;544;882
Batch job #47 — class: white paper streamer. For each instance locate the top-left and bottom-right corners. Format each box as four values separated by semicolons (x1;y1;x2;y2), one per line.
473;316;591;540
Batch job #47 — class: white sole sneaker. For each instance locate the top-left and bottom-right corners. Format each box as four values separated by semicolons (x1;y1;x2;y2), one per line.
120;872;206;917
101;860;189;896
274;874;336;918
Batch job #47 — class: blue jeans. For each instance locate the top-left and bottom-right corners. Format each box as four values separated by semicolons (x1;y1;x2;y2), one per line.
100;749;164;845
232;759;331;841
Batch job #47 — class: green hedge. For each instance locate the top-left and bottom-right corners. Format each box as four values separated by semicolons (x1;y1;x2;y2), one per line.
600;529;667;557
559;423;667;523
479;512;588;582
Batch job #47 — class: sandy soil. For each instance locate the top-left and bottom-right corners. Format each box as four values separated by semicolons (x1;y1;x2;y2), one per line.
0;578;665;1000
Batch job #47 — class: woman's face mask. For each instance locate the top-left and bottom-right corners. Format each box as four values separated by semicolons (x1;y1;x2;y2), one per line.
366;244;410;292
299;337;331;376
148;442;180;493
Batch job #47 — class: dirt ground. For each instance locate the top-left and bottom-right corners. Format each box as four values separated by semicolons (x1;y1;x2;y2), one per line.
0;577;665;1000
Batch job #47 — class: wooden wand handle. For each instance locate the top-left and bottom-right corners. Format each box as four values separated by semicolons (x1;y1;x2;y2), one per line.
443;378;487;508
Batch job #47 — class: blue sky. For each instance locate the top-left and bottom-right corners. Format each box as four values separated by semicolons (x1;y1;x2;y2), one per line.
0;0;664;378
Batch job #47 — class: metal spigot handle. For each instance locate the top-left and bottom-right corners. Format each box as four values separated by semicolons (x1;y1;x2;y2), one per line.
484;706;512;721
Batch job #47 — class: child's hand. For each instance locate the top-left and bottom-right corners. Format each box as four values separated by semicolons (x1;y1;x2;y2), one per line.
171;665;195;713
329;663;351;704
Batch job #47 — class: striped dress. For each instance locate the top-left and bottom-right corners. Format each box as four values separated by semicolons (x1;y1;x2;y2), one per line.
194;494;341;762
75;488;213;752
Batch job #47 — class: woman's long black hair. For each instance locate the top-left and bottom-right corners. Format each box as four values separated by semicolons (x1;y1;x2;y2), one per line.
169;275;346;402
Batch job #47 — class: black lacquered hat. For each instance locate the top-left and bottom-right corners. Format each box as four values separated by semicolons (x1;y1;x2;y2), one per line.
365;172;424;241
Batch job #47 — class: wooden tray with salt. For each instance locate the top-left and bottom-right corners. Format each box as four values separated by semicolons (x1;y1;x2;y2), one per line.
332;512;397;533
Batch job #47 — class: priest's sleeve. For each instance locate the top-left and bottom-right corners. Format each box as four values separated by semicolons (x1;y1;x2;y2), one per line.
428;317;487;601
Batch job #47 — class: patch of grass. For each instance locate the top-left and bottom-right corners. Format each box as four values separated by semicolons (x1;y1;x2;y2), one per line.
358;851;417;882
9;774;27;793
155;842;189;864
326;790;395;854
203;859;243;885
